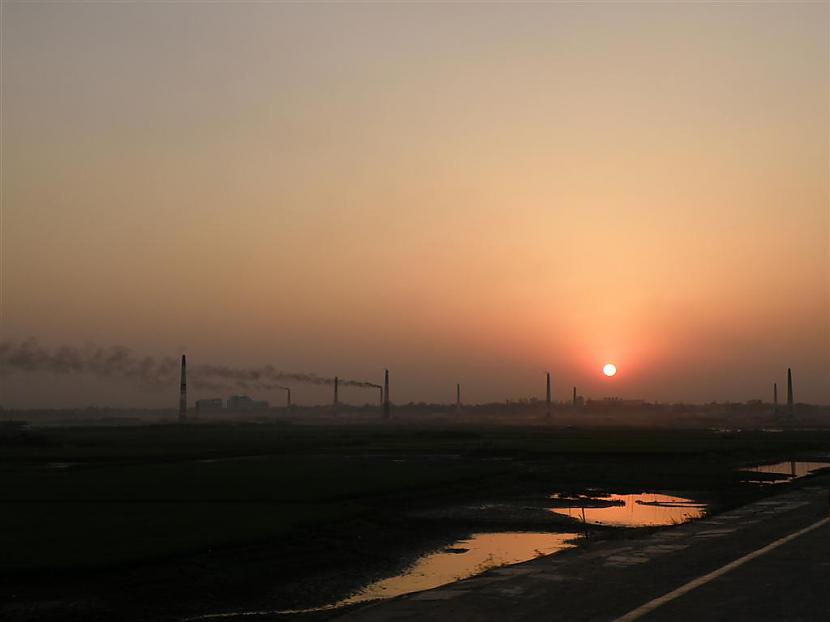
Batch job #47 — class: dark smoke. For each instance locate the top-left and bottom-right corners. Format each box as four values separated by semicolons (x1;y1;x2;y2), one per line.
0;339;178;387
0;339;381;392
195;364;381;389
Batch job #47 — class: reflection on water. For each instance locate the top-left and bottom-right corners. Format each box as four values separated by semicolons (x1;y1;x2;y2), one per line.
185;532;578;620
339;532;578;605
744;460;830;483
549;493;706;527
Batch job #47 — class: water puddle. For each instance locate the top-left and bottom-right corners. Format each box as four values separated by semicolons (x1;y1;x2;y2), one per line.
549;492;706;527
742;460;830;483
336;531;578;605
183;531;578;620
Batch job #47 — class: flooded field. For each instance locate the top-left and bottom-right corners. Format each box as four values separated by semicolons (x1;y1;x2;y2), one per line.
549;493;706;527
742;460;830;483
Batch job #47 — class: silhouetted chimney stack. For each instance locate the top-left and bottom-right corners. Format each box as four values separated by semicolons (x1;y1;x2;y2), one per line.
546;372;552;418
773;382;778;415
178;354;187;421
383;369;390;418
456;383;461;409
572;386;577;408
333;376;339;408
787;368;794;417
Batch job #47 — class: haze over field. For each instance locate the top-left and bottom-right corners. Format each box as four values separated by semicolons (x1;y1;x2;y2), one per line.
2;2;828;407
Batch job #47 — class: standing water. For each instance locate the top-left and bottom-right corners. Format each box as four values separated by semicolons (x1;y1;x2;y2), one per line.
338;531;578;605
185;532;579;620
549;493;706;527
743;460;830;483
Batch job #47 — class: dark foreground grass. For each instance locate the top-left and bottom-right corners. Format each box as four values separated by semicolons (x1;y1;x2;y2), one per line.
2;422;829;573
1;421;829;622
2;501;358;571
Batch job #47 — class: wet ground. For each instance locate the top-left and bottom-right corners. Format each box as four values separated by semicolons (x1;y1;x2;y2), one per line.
332;475;830;622
181;458;830;620
273;458;829;615
4;424;830;622
741;459;830;483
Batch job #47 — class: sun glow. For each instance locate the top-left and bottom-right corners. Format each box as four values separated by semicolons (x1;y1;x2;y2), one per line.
603;363;617;377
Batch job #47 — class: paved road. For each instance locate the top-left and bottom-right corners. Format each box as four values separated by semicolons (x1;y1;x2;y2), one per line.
633;519;829;621
333;477;830;622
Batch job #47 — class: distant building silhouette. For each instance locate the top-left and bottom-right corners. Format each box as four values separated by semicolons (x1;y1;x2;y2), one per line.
588;397;646;407
226;395;269;411
195;398;223;414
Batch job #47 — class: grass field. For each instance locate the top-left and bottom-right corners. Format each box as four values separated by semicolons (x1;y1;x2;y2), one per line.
3;422;829;571
2;421;829;621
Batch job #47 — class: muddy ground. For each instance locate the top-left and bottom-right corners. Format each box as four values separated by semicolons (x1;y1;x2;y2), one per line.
2;422;829;622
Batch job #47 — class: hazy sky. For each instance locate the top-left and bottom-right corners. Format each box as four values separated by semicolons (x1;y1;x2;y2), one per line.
2;2;828;407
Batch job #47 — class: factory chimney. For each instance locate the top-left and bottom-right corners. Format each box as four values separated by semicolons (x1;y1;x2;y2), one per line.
773;383;778;415
178;354;187;421
787;368;794;417
456;384;461;410
572;386;577;408
546;372;551;418
333;376;339;409
383;369;390;418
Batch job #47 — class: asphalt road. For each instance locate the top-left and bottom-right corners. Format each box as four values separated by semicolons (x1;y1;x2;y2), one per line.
333;476;830;622
632;518;829;621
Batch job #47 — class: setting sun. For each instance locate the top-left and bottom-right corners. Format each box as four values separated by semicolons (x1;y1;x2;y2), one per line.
603;364;617;377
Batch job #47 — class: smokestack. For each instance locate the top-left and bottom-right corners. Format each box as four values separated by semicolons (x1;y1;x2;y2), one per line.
546;372;551;404
286;387;291;409
773;382;778;415
333;376;339;408
383;369;390;418
787;368;794;417
572;386;577;408
178;354;187;421
456;383;461;409
546;372;552;419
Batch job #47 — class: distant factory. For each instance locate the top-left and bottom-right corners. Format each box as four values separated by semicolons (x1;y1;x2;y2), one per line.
195;395;270;415
194;398;223;414
589;397;647;407
174;353;804;423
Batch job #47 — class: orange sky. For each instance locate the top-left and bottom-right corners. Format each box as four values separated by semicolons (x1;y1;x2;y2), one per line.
2;2;828;407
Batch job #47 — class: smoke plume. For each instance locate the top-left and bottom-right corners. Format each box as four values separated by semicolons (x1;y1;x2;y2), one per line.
0;339;381;393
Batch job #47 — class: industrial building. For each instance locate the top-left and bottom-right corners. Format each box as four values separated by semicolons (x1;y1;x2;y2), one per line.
226;395;269;411
195;398;224;414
